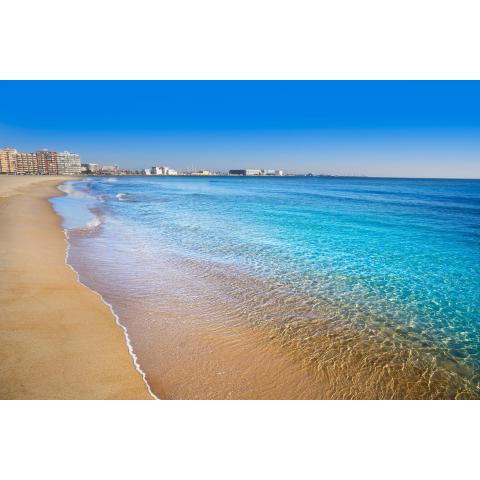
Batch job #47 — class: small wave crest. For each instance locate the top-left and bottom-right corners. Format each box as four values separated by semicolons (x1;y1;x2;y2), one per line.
84;212;102;229
58;182;92;198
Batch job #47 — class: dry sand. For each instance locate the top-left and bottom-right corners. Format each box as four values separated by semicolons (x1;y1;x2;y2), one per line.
0;176;152;399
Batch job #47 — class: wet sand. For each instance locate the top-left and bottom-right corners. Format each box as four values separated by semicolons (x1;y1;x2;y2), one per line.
0;176;151;399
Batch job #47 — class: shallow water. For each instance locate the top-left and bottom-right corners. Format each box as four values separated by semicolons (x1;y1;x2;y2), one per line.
51;176;480;399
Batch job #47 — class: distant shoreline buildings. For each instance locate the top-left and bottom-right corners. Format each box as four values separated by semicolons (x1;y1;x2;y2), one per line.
143;165;178;176
81;163;121;175
229;169;283;176
1;147;288;177
143;167;285;176
0;147;81;175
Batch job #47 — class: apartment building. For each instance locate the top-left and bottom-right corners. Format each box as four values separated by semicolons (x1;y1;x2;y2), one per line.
15;152;38;174
99;165;118;174
151;166;164;175
0;148;18;173
149;166;178;175
35;150;59;175
57;151;81;175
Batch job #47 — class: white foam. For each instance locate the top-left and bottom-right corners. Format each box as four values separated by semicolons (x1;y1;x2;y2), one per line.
53;181;104;231
55;181;158;400
116;193;128;201
85;214;102;229
58;182;92;199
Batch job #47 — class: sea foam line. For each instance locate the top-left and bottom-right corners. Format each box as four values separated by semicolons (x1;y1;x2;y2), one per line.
55;183;158;400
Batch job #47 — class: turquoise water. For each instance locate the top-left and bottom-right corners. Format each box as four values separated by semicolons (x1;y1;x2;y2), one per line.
51;176;480;398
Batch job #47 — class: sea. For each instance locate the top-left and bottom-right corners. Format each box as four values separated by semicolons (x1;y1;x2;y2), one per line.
50;176;480;399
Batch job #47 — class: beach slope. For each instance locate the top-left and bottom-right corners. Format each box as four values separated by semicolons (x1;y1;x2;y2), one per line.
0;176;151;399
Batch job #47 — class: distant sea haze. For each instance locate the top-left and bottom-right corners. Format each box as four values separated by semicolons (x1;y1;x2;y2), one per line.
51;176;480;399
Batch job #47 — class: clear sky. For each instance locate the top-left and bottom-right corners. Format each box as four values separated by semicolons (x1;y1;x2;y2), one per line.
1;81;480;178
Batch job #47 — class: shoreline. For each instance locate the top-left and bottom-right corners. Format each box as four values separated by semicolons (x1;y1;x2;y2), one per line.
63;228;158;399
0;176;152;399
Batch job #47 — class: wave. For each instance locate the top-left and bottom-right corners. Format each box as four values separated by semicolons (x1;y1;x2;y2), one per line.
53;180;105;232
82;212;102;230
58;182;92;199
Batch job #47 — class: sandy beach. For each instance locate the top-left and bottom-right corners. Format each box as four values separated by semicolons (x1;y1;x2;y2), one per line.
0;176;151;399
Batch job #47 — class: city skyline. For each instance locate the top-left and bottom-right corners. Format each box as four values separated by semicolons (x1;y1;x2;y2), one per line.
1;81;480;178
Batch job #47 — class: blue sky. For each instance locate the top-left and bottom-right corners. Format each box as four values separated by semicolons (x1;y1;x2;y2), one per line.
1;81;480;177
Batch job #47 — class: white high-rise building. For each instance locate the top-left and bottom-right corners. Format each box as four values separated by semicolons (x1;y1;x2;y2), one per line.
149;166;178;175
151;166;163;175
57;151;81;175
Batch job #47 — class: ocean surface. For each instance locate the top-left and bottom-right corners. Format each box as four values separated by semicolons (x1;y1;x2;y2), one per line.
51;176;480;399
